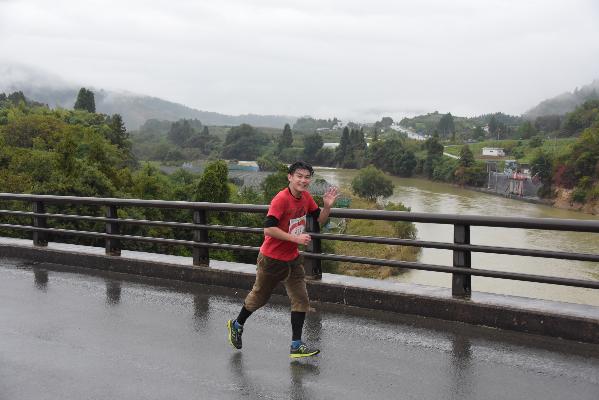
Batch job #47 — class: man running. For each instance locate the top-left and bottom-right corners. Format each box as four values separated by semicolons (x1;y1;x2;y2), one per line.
227;161;338;358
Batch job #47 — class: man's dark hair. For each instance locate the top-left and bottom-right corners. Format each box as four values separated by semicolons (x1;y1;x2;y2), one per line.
288;161;314;176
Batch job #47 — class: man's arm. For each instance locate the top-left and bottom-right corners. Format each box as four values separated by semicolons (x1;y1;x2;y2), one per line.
317;186;338;225
264;226;311;245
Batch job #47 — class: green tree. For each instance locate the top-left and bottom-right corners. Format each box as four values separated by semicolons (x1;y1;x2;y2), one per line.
561;100;599;137
384;202;417;239
369;137;416;177
534;115;561;133
518;121;537;139
194;160;230;203
222;124;269;160
168;120;194;146
256;154;283;171
277;123;293;154
351;166;394;201
472;125;485;141
261;165;289;202
380;117;394;129
106;114;130;150
530;150;554;198
302;132;324;163
7;91;26;105
529;135;544;148
74;88;96;113
423;133;444;178
437;113;455;138
458;145;474;167
335;126;351;166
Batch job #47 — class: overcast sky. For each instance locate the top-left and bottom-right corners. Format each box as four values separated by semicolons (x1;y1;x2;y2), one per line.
1;0;599;121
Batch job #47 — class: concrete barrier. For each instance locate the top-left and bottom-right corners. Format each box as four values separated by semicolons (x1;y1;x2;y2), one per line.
1;241;598;344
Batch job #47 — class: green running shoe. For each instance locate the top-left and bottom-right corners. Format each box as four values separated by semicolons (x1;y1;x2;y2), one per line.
290;343;320;358
227;319;243;349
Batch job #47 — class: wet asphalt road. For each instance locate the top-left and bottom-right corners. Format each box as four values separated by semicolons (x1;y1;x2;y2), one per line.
1;258;598;400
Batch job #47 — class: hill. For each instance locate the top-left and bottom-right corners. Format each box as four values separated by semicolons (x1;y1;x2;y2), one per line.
0;64;297;130
524;79;599;118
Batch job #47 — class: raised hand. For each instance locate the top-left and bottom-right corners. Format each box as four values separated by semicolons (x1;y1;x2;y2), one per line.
323;186;339;209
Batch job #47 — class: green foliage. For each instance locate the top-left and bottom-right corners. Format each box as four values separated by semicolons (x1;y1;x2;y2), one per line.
292;117;338;132
530;150;554;198
351;166;394;201
256;153;284;171
528;135;544;148
222;124;270;160
369;137;417;177
560;125;599;191
277;124;293;154
454;162;486;187
0;102;131;198
278;147;303;163
400;111;521;140
167;119;194;146
302;132;324;163
384;202;417;239
380;117;394;128
534;115;561;133
561;100;599;137
437;113;455;138
472;125;485;141
106;114;131;150
131;163;173;199
335;127;351;166
261;165;289;203
518;120;537;139
194;160;230;203
423;134;444;178
74;88;96;113
458;145;474;167
334;127;367;168
431;157;458;182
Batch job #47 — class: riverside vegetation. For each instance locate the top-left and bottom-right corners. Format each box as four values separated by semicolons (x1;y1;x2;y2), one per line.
0;91;419;278
1;85;597;271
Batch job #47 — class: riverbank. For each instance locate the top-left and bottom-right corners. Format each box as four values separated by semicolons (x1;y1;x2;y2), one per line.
465;185;553;206
466;184;598;215
553;188;599;215
315;165;597;216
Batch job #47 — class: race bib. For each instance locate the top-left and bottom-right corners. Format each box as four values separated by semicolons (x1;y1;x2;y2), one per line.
288;215;306;236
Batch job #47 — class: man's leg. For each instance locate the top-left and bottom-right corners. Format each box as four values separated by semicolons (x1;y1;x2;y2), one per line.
227;253;286;349
285;257;320;358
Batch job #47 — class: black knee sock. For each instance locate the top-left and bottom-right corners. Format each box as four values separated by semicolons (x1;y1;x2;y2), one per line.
236;306;253;326
291;311;306;341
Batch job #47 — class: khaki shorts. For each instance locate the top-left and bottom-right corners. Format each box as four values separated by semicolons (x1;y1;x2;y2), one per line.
244;253;310;313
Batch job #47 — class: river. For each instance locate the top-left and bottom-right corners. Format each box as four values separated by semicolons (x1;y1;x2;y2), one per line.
314;167;599;306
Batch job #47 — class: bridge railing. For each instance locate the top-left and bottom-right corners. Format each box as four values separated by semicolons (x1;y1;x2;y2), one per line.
1;193;598;297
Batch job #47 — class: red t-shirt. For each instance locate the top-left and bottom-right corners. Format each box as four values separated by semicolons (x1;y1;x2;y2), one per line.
259;187;319;261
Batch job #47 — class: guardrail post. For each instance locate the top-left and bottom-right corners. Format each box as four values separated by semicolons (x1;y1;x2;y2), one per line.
105;205;121;256
193;209;209;267
304;214;322;280
452;224;471;297
32;201;48;247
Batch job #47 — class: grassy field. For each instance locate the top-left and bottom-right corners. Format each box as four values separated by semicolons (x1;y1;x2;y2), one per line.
323;195;420;279
443;138;576;163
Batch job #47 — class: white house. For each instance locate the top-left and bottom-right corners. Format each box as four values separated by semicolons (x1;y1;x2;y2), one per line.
482;147;505;157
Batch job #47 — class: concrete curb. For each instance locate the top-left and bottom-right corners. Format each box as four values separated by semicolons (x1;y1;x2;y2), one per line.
2;243;598;344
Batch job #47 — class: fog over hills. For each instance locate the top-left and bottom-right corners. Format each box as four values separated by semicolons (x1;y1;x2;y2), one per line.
0;64;296;130
3;64;598;128
524;79;599;119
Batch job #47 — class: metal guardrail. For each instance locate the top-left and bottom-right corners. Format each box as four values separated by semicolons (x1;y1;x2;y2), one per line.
1;193;598;297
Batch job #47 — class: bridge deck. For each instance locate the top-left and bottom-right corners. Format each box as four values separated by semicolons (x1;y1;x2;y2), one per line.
1;257;598;400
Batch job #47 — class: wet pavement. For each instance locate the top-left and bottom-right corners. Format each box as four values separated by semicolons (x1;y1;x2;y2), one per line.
1;258;598;400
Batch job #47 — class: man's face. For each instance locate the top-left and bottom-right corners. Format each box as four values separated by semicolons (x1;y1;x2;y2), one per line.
288;168;312;193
